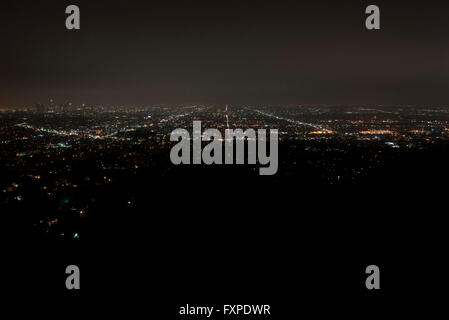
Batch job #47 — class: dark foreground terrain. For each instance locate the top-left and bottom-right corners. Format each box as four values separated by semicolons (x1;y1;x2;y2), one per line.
3;139;447;317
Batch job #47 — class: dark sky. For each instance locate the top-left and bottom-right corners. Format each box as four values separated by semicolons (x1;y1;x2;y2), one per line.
1;0;448;106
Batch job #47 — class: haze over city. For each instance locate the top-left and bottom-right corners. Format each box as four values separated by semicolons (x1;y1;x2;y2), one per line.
1;0;449;107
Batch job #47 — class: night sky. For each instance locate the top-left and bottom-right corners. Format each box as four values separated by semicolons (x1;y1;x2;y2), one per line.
1;0;448;106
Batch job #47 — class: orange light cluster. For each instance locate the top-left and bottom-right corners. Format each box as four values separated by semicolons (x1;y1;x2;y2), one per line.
309;129;334;135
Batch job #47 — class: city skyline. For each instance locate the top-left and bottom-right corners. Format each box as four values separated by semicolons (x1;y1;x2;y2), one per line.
3;103;449;238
